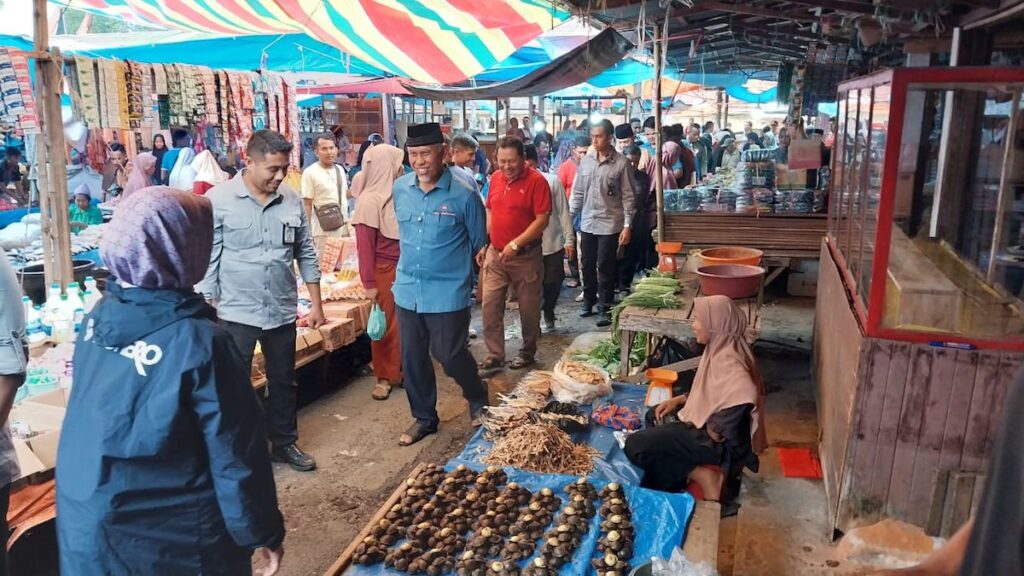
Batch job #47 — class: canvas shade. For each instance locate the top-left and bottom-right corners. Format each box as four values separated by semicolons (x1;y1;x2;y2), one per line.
53;0;568;84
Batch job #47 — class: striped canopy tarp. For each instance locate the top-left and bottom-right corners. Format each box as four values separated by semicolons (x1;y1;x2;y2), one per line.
54;0;569;84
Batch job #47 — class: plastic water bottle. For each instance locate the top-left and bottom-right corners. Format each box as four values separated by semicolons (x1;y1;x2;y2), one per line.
67;280;81;303
42;283;62;336
22;298;45;344
25;303;45;342
73;307;85;334
51;295;76;343
84;276;98;294
82;289;101;313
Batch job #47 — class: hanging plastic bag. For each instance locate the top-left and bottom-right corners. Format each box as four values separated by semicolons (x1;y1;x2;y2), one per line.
367;303;386;341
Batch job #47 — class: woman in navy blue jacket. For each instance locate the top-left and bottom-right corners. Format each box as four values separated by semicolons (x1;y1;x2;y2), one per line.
56;187;285;575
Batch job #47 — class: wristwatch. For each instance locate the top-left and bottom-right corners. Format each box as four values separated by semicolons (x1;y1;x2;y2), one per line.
509;240;520;252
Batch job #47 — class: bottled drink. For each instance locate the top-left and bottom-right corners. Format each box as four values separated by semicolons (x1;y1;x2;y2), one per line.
23;298;45;344
83;276;98;293
42;283;63;336
67;281;83;303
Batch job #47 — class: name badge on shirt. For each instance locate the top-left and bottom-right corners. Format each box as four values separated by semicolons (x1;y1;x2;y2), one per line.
283;225;296;244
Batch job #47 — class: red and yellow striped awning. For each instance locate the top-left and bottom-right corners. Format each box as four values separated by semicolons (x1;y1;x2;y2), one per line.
56;0;569;84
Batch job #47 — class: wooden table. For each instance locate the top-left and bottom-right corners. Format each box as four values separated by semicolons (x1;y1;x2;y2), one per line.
617;279;763;378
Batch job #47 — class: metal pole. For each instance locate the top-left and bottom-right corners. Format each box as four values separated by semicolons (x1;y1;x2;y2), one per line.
723;92;730;130
987;89;1021;283
654;23;665;244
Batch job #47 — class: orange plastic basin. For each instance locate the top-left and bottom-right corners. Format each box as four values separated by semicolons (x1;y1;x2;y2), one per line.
699;246;763;267
696;264;766;299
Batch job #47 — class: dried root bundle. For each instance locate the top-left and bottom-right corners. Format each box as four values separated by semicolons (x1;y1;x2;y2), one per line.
483;423;599;476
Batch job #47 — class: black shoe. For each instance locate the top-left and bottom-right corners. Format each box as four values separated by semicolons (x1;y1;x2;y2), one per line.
579;304;596;318
272;444;317;472
596;311;612;328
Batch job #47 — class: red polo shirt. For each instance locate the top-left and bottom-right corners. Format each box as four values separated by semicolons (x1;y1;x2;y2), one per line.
486;166;552;251
558;160;577;198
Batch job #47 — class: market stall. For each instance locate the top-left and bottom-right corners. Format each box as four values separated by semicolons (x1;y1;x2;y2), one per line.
816;66;1024;538
326;372;698;576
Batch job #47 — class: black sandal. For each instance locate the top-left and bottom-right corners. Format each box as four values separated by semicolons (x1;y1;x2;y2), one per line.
398;422;437;447
478;357;504;371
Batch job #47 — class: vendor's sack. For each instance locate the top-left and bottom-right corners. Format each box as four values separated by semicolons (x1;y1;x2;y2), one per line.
551;359;612;404
367;303;386;341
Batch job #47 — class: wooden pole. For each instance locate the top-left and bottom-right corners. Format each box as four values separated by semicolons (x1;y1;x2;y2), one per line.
654;23;665;244
33;0;73;291
462;100;468;131
986;89;1020;283
723;92;730;130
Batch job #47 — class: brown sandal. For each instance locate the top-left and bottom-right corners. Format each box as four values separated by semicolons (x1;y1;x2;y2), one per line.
372;380;392;401
478;357;504;370
508;356;534;370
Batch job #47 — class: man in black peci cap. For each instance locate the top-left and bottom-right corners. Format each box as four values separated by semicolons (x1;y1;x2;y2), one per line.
615;122;651;173
391;122;490;447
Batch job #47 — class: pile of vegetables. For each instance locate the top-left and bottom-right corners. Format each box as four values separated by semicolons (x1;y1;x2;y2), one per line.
611;272;683;338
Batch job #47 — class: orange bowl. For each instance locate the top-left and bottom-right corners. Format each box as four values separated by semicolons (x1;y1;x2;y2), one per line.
696;264;765;299
699;246;763;267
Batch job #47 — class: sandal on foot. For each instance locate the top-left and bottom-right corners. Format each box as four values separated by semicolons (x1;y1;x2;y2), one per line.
372;381;392;401
508;356;534;370
478;357;504;370
398;422;437;446
566;279;580;288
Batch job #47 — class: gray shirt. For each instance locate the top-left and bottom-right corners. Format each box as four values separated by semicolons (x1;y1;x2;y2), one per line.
0;250;23;486
540;172;574;256
569;148;636;235
197;171;321;330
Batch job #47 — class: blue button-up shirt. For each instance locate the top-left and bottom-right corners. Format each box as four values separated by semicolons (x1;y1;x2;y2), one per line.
197;171;321;330
392;168;486;314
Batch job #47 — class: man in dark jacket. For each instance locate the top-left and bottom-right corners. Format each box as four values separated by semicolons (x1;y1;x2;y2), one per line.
57;187;285;576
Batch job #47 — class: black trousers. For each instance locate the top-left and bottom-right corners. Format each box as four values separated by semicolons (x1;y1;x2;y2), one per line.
618;221;651;291
396;306;488;430
581;231;619;310
222;320;298;449
542;249;565;320
624;408;722;492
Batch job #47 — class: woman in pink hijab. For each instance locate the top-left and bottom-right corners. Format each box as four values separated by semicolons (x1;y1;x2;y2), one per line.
115;152;157;204
625;295;766;506
646;142;679;193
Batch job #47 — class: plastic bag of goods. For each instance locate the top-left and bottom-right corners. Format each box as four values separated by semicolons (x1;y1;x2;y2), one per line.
551;359;612;403
367;303;386;341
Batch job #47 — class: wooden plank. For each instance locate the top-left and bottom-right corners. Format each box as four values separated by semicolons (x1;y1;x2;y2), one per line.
907;348;958;527
960;351;999;472
982;353;1016;460
842;339;892;524
937;351;980;481
324;463;425;576
887;345;933;519
682;501;720;569
867;341;911;516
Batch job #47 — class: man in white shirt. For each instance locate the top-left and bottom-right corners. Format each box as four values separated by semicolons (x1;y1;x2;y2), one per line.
525;144;574;333
301;132;349;254
0;250;26;567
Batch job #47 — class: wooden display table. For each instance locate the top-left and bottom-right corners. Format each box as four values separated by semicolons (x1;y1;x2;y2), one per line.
616;275;762;378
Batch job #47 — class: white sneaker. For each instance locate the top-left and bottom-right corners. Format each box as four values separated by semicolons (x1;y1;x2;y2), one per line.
574;291;585;302
468;327;478;338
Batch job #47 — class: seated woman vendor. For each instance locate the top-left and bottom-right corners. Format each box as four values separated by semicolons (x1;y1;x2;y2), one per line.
625;295;766;502
69;185;103;233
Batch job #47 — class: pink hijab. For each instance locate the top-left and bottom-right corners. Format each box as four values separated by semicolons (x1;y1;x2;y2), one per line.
647;143;679;192
120;152;157;202
679;295;767;453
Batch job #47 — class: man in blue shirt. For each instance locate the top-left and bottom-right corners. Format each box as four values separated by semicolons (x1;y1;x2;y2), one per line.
393;123;489;447
160;128;192;185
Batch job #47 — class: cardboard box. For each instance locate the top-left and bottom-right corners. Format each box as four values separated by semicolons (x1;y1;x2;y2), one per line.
324;300;372;334
294;329;325;364
28;430;60;469
10;403;65;433
23;388;71;409
14;438;45;479
319;318;355;351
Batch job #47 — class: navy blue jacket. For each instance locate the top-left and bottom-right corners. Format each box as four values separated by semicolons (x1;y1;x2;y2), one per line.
57;284;284;575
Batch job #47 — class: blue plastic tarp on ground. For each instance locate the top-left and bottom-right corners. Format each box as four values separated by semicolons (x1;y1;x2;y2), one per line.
343;384;694;576
343;467;693;576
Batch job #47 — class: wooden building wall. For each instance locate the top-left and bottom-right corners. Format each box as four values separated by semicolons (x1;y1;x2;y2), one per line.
664;213;826;258
815;240;1022;535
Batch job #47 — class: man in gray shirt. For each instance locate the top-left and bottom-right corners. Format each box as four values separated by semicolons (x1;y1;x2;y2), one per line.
569;119;636;327
198;129;326;472
0;250;25;572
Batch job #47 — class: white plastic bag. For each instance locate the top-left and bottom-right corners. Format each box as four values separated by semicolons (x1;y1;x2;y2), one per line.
651;547;718;576
551;359;612;404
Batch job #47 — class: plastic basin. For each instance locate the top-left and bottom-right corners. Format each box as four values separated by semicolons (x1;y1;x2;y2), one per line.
698;246;763;267
696;264;765;299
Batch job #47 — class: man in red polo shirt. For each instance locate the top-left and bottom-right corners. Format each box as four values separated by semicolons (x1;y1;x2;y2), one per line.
476;137;551;371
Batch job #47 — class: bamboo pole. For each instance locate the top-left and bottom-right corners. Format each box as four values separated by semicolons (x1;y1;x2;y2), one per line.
33;0;73;290
986;89;1021;283
654;23;665;244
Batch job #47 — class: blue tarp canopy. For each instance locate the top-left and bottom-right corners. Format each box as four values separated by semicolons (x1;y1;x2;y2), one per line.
73;33;391;77
0;35;33;51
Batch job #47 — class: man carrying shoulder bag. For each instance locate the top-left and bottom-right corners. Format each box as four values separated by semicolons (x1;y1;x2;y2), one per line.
302;132;349;255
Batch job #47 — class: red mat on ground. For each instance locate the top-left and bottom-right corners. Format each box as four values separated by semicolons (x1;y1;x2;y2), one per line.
776;447;824;479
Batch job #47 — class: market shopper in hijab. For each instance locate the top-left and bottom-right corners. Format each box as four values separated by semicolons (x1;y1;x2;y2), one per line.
150;134;168;185
57;187;285;576
625;295;766;503
118;152;157;203
352;145;405;401
191;149;229;195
